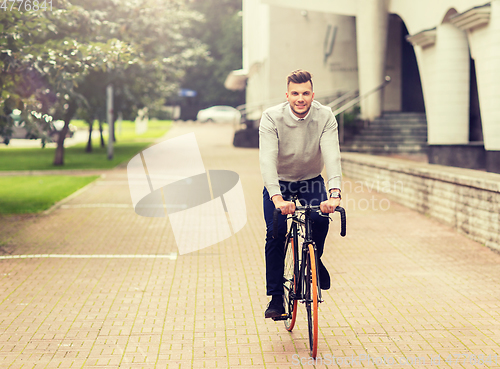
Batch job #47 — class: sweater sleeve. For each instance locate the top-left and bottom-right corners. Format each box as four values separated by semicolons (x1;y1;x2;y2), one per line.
320;111;342;191
259;112;282;198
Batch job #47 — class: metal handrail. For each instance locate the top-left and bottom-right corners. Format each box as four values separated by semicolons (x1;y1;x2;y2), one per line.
332;76;391;116
236;91;347;129
234;76;390;133
237;91;343;114
326;90;359;110
331;76;391;144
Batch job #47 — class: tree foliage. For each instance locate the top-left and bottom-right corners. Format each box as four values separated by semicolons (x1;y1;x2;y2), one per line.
176;0;244;118
0;0;207;163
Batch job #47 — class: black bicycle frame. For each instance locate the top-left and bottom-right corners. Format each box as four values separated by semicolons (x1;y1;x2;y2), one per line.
287;206;323;303
276;196;346;308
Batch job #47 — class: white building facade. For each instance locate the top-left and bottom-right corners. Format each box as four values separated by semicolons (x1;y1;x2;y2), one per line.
228;0;500;173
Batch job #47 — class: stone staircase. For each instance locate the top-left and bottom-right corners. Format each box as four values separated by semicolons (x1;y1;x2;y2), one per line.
341;112;428;154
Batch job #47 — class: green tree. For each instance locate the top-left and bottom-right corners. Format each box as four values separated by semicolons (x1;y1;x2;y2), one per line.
1;0;207;164
0;7;54;143
0;0;135;164
177;0;244;119
72;0;207;152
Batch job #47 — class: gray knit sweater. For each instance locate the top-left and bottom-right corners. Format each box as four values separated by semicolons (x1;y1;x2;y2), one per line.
259;100;342;198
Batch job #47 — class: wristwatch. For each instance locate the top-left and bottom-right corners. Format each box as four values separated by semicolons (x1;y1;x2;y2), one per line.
329;190;341;200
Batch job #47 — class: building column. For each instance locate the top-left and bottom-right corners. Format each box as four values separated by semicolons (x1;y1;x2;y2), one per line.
483;0;500;172
428;23;470;145
407;29;437;126
452;1;500;172
356;0;389;121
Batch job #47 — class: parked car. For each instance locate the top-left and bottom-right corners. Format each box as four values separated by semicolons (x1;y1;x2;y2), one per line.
1;110;75;146
1;109;42;145
196;105;241;124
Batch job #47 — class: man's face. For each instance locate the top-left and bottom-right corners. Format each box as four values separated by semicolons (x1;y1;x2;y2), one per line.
286;81;314;118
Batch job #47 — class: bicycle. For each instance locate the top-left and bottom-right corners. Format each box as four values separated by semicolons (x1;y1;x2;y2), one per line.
272;196;346;358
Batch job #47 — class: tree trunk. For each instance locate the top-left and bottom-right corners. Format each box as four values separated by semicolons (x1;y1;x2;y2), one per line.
85;115;94;153
112;114;117;143
99;118;105;147
53;101;78;166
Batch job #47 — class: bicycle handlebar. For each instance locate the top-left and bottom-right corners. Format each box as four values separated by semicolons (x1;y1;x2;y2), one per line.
337;207;347;237
273;206;346;238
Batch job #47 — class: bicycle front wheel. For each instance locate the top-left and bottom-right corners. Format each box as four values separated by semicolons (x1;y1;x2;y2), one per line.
283;236;298;331
305;243;319;358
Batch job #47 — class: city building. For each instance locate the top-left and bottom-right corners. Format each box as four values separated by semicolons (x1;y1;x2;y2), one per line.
226;0;500;173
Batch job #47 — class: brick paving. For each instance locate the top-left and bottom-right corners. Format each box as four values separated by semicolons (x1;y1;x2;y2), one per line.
1;122;500;368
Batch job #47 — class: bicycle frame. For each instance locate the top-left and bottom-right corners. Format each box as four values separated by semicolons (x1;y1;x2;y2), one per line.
273;195;346;358
285;205;323;304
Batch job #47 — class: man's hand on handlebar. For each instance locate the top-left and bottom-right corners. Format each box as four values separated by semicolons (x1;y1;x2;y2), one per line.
320;197;340;214
271;195;296;215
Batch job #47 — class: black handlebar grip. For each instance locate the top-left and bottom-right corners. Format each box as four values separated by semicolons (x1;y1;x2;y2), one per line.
335;206;347;237
273;208;282;239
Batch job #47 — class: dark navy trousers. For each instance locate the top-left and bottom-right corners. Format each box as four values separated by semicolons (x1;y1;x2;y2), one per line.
263;175;329;296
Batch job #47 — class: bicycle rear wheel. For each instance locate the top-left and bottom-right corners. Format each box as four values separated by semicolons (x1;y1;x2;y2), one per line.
283;236;298;331
305;243;319;358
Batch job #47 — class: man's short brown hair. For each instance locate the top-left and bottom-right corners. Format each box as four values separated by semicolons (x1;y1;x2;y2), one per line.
287;69;313;90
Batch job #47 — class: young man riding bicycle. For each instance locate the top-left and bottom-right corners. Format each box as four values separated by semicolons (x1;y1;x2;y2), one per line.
259;69;342;319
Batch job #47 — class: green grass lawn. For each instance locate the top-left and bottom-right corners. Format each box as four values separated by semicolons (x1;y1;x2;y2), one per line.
0;141;155;171
0;119;171;214
71;119;171;140
0;119;171;171
0;175;99;214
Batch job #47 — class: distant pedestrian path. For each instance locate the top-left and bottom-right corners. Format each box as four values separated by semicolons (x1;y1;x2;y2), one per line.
0;122;499;368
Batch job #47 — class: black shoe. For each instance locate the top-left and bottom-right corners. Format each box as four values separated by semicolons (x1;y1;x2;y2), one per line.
318;259;330;290
265;295;285;318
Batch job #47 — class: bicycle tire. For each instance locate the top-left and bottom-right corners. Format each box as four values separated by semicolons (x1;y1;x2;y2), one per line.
305;243;319;358
283;237;298;331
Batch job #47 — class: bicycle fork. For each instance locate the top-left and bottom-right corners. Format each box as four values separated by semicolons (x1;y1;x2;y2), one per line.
298;241;323;304
305;207;323;303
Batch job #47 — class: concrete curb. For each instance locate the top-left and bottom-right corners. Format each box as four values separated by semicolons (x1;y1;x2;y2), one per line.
42;174;105;215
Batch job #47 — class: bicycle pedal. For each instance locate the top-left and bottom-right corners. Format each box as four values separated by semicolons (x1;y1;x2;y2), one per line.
271;314;289;321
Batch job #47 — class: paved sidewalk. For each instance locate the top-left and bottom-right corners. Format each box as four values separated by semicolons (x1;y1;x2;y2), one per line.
1;123;499;368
